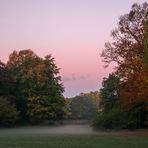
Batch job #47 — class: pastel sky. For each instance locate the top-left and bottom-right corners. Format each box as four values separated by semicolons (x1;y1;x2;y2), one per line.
0;0;146;97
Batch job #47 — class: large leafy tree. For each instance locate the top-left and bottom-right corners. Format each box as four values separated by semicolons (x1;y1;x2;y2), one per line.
94;2;148;129
102;3;148;62
102;3;148;78
101;3;148;108
6;49;65;123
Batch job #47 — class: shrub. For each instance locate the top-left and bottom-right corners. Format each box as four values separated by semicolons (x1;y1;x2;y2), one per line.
0;97;18;126
93;103;146;130
122;103;147;129
93;107;123;129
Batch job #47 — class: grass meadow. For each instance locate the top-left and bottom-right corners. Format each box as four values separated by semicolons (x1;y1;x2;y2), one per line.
0;125;148;148
0;134;148;148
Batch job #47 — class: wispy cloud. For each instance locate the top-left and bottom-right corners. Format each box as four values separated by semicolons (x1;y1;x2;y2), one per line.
62;74;91;82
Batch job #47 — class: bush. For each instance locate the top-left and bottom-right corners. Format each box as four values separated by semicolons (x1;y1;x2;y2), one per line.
93;107;123;129
123;104;146;129
0;97;18;127
93;104;146;130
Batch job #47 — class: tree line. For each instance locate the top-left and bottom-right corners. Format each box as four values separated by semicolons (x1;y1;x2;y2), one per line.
65;91;100;120
0;49;100;126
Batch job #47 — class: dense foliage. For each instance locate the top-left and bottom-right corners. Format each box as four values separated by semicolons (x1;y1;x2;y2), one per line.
99;74;120;112
0;49;65;125
0;97;18;126
94;2;148;129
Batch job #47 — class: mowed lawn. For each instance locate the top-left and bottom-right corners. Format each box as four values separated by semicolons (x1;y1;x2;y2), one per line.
0;135;148;148
0;125;148;148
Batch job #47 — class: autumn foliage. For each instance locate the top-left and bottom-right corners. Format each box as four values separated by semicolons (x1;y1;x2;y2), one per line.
94;2;148;129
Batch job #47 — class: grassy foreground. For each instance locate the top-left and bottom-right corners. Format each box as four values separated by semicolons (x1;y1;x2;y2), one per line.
0;134;148;148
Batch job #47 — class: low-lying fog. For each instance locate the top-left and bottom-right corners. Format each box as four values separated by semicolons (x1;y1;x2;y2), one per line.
0;124;148;136
0;125;96;135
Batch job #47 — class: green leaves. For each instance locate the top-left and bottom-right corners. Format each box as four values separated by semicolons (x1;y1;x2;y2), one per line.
0;97;18;126
2;49;65;124
100;74;120;112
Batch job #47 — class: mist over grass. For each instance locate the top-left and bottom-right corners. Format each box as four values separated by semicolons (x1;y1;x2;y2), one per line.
0;125;94;135
0;125;148;148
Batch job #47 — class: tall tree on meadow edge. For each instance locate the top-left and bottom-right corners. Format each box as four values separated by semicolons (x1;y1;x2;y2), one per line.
101;3;148;110
6;49;65;123
119;12;148;111
93;2;148;129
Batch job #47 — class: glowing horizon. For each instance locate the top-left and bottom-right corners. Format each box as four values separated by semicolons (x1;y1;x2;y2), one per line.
0;0;146;97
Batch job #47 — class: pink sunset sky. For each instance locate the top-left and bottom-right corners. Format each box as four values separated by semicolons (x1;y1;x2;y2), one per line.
0;0;146;97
